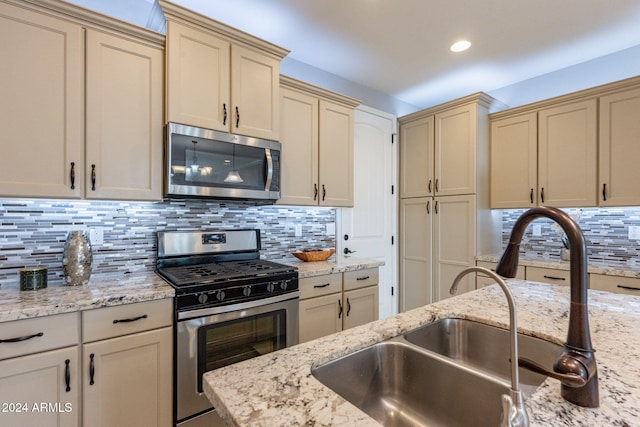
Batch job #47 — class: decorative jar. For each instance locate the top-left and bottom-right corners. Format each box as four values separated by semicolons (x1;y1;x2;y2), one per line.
63;231;93;286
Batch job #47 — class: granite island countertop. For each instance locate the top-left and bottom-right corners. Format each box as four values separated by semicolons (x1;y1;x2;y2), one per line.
203;280;640;426
0;272;174;322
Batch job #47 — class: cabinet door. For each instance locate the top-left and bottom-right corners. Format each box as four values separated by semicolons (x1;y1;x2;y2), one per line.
85;30;163;201
433;195;476;301
490;113;538;208
0;346;79;427
538;99;597;207
278;87;319;205
525;266;570;286
399;198;432;311
400;115;434;198
83;327;172;427
0;3;83;198
165;20;230;131
343;286;379;330
318;100;354;207
231;45;280;140
298;294;342;343
599;87;640;206
435;104;477;196
590;273;640;296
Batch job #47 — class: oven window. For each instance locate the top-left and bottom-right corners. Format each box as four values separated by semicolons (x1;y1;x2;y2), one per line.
196;310;286;392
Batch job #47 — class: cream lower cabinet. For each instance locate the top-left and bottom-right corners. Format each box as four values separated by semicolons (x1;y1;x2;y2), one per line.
400;195;479;310
0;313;80;427
298;269;379;343
525;266;571;286
475;260;525;288
82;299;172;427
279;76;360;207
589;273;640;296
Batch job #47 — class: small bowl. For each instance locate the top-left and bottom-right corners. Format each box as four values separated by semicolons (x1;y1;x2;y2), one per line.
292;249;336;262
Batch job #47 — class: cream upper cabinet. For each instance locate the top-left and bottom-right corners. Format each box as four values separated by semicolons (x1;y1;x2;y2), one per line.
599;86;640;206
490;112;538;208
399;115;434;198
538;99;597;207
85;29;164;201
278;76;359;207
490;99;597;208
162;2;288;141
435;104;478;196
0;2;83;199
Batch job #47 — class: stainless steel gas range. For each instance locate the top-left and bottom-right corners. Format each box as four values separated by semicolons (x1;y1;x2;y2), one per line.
156;229;299;427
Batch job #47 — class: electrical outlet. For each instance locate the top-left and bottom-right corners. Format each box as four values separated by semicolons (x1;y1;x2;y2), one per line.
89;227;104;245
326;222;336;236
629;226;640;240
532;224;542;237
294;224;302;237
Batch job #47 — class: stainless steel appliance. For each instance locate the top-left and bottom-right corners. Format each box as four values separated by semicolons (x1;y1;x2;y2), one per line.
156;229;299;427
165;122;281;202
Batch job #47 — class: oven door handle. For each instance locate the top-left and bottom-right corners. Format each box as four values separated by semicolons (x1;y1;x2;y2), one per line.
178;291;300;321
265;148;273;191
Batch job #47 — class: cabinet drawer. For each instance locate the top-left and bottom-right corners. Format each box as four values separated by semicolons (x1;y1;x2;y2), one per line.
525;266;571;285
590;274;640;296
299;273;342;300
343;268;379;291
82;299;172;343
0;312;79;360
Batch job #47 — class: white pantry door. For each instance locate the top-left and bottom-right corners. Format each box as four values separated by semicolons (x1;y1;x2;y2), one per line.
338;106;398;319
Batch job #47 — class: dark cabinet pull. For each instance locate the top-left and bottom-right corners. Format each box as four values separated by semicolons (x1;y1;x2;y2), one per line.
89;353;95;385
65;359;71;392
356;276;370;281
338;299;343;319
617;284;640;291
426;200;430;214
434;200;439;214
235;106;240;128
602;183;607;201
435;179;439;193
70;162;76;190
543;275;565;281
346;298;351;316
530;188;534;204
91;164;96;191
113;314;148;324
540;187;545;204
428;179;432;193
0;332;44;344
314;183;318;201
322;184;326;201
313;283;330;289
222;103;227;125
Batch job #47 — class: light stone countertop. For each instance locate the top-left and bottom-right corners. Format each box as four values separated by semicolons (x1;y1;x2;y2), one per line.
281;257;385;278
203;280;640;427
0;272;174;322
477;253;640;278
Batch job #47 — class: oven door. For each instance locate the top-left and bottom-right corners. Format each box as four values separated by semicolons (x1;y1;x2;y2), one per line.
176;292;299;425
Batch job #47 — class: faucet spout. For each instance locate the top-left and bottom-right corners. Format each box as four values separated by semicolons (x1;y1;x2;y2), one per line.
495;206;599;408
451;266;528;427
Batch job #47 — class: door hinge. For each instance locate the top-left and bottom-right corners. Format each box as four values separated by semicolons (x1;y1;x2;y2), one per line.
391;235;394;245
391;133;397;144
391;286;395;296
391;185;394;195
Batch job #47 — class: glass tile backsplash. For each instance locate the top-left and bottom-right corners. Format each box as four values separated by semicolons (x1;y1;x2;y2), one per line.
0;199;335;286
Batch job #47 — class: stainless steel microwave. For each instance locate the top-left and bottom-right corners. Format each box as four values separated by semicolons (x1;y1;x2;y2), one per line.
165;122;281;202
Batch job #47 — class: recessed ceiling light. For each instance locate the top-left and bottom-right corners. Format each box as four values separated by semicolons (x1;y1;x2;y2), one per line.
450;40;471;53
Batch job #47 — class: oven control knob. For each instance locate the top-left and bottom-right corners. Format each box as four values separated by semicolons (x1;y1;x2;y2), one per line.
243;286;251;297
197;293;208;304
280;280;288;290
215;291;225;301
267;283;275;293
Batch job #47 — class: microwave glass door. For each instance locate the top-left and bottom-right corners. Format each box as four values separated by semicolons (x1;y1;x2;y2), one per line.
170;133;270;191
196;309;287;392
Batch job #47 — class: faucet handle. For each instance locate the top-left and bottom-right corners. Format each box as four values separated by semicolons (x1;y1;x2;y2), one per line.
518;357;588;387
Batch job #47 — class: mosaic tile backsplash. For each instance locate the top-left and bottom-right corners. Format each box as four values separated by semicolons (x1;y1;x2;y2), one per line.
0;199;335;287
502;207;640;265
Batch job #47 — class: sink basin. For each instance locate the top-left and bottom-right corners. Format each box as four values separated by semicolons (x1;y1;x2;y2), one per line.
312;341;511;427
404;318;564;395
312;318;565;426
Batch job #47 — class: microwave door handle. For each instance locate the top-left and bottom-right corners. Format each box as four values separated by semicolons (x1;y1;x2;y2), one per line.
265;148;273;191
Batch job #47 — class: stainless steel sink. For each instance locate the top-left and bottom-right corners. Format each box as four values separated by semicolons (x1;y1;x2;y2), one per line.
312;340;511;427
404;318;564;396
312;318;565;426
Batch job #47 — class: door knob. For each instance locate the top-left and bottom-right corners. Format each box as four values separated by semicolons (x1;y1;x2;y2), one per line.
344;248;356;255
344;234;349;240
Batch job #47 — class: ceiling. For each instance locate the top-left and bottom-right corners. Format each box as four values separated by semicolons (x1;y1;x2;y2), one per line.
72;0;640;109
